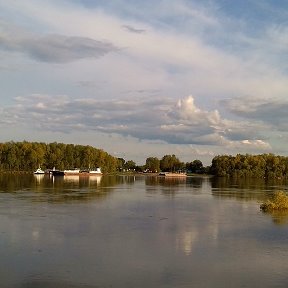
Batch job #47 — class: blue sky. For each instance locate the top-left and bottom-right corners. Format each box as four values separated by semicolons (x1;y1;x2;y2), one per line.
1;0;288;165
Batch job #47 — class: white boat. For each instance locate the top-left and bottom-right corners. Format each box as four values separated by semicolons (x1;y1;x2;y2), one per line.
34;167;45;174
51;167;102;176
88;168;102;174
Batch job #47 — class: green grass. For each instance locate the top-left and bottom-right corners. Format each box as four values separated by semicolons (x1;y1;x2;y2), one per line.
260;191;288;212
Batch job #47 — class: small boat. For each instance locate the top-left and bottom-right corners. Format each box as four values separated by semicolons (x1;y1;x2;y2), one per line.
51;167;65;176
51;170;65;176
34;167;45;174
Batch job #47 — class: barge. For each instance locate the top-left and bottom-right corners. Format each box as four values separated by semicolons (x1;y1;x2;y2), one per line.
158;172;187;177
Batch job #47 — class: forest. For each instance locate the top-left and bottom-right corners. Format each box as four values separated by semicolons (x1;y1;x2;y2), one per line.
1;141;287;179
0;141;207;174
0;141;119;173
210;153;288;179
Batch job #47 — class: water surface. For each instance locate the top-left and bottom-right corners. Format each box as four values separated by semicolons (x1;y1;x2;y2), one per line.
1;174;288;287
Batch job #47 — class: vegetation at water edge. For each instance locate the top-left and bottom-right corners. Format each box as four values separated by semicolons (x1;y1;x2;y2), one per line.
0;141;119;173
3;141;288;179
0;141;207;174
210;153;288;179
260;191;288;212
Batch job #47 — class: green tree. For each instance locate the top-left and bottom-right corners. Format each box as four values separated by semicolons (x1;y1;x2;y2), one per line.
117;158;125;171
145;157;160;173
160;154;182;172
186;159;203;173
124;160;136;170
0;141;120;173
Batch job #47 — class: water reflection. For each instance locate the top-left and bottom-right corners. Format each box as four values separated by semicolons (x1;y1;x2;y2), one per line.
262;210;288;225
145;175;211;196
0;173;35;192
211;176;288;201
0;173;111;203
1;174;288;287
33;174;45;183
2;173;288;212
20;280;98;288
176;230;198;256
211;176;288;192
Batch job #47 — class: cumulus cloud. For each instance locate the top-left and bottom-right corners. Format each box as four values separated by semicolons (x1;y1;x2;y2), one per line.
0;24;118;63
0;94;271;152
1;0;287;159
170;96;221;126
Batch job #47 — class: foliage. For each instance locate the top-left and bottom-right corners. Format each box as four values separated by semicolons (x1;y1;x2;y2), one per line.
0;141;119;173
160;154;184;172
260;191;288;212
186;159;204;173
145;157;160;173
144;156;209;174
117;158;125;170
124;160;136;170
210;153;288;179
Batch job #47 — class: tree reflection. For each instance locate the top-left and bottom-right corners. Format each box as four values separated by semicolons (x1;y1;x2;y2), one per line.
0;173;123;203
0;172;35;192
145;175;210;196
210;177;288;201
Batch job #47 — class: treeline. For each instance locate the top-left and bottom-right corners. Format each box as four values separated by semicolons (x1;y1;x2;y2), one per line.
210;153;288;179
0;141;208;174
4;141;286;179
126;154;208;174
0;141;119;173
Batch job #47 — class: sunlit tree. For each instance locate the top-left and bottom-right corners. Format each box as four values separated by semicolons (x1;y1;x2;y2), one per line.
145;157;160;172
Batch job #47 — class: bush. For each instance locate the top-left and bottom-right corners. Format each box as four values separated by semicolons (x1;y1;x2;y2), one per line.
260;191;288;212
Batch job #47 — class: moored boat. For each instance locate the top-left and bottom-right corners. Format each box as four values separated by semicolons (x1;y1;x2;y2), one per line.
34;167;45;174
51;167;102;176
63;168;80;175
88;168;102;175
51;169;65;176
80;167;102;175
158;172;187;177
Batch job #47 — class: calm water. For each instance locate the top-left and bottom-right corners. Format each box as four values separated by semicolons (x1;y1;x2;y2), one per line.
1;174;288;288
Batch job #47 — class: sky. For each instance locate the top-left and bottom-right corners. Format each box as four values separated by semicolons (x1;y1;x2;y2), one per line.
1;0;288;165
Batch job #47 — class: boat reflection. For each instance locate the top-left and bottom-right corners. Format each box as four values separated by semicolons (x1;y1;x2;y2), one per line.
63;175;80;183
33;174;45;183
12;174;108;203
52;175;103;185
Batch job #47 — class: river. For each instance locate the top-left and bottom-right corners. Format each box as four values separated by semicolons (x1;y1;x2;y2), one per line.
0;173;288;287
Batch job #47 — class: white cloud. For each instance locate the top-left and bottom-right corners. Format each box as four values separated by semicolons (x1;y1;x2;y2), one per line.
172;96;221;126
1;0;288;163
222;96;288;130
0;94;271;153
1;0;288;101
